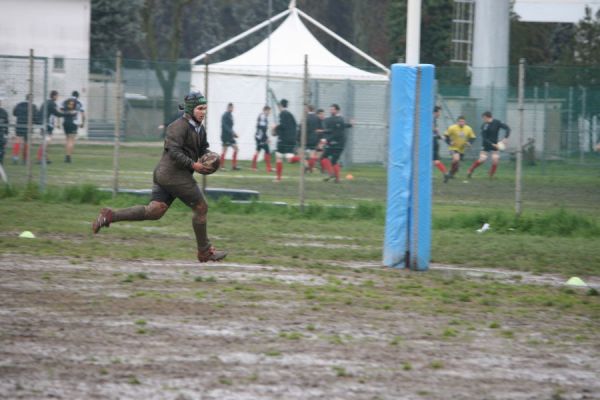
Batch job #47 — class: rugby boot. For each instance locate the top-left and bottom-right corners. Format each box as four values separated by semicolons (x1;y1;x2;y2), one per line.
92;208;113;234
197;246;228;263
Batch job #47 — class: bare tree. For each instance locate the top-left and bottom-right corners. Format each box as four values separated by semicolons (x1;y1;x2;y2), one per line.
141;0;192;135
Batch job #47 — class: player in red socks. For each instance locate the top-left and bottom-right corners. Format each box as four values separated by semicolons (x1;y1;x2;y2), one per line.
303;105;321;172
432;106;450;183
272;99;298;182
320;104;353;183
467;111;511;179
251;105;272;172
220;103;240;171
12;95;39;164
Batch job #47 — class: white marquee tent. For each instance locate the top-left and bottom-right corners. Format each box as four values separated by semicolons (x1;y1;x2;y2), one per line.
190;4;389;161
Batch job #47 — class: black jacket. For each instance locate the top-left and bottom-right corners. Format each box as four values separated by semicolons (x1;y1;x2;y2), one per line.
275;109;297;145
323;115;352;149
481;119;510;145
13;102;40;134
0;107;8;136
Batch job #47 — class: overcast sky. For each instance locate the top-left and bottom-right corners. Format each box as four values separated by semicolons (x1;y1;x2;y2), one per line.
514;0;600;23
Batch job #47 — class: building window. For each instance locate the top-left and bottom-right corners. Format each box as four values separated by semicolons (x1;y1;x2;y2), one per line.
53;57;65;72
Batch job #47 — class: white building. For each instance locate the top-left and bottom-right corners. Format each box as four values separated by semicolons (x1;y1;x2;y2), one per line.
0;0;91;136
514;0;600;23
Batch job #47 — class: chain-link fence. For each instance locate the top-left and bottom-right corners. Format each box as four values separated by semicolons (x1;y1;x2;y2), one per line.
0;55;598;215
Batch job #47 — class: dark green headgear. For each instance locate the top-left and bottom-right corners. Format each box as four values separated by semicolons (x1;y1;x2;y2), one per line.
183;91;207;115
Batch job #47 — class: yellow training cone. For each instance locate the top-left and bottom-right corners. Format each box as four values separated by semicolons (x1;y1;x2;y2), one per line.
565;277;587;287
19;231;35;239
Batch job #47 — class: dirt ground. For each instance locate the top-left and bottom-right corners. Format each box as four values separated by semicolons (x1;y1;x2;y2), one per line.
1;255;599;400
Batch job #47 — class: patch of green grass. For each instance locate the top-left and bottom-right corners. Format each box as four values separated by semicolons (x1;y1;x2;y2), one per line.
127;376;141;385
279;331;303;340
443;328;458;338
134;319;146;326
501;330;515;339
264;350;281;357
402;362;412;371
390;336;402;346
429;360;444;369
332;366;352;377
489;321;501;329
218;377;233;385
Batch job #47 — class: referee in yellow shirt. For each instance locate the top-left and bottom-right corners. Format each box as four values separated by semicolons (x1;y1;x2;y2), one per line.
444;116;476;180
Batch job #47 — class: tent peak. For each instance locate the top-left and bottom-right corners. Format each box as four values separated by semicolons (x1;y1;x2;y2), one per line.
288;0;296;9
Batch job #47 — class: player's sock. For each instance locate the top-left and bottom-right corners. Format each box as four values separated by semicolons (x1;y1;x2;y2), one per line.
12;143;20;158
489;162;498;177
450;160;460;176
434;160;447;174
232;151;238;169
320;158;327;172
251;154;258;170
333;163;341;182
322;158;334;176
220;152;226;169
308;156;317;172
264;153;272;172
112;205;146;222
289;155;301;163
276;159;283;180
22;144;28;162
468;160;482;174
36;145;43;161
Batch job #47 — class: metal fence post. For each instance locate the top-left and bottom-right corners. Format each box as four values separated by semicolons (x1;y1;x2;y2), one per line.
299;54;308;213
25;49;34;185
567;86;573;157
515;58;525;217
112;50;123;198
542;82;549;175
580;86;586;164
40;57;49;191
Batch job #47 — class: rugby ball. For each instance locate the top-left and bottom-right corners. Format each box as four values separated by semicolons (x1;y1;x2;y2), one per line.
199;151;220;175
496;142;506;151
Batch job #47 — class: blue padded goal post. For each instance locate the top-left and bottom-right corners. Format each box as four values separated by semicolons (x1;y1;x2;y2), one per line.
383;64;434;271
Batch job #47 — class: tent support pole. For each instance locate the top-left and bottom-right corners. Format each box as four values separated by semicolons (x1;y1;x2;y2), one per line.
296;9;389;75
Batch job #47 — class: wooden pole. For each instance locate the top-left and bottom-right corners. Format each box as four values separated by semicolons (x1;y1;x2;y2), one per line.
25;49;34;185
515;58;525;217
112;50;122;198
299;54;308;212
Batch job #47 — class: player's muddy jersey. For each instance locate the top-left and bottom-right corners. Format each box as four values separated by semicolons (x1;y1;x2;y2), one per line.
444;124;476;153
481;119;510;145
154;116;209;186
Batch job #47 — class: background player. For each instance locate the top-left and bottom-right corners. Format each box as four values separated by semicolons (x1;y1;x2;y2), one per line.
12;94;39;164
321;104;352;183
220;102;239;171
272;99;297;182
62;91;85;163
432;106;450;182
467;111;511;179
251;105;272;172
92;92;227;263
37;90;66;164
444;115;476;180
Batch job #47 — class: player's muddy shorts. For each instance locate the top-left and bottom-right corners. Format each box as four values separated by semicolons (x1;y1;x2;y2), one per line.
151;179;206;209
483;142;498;152
277;142;296;155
